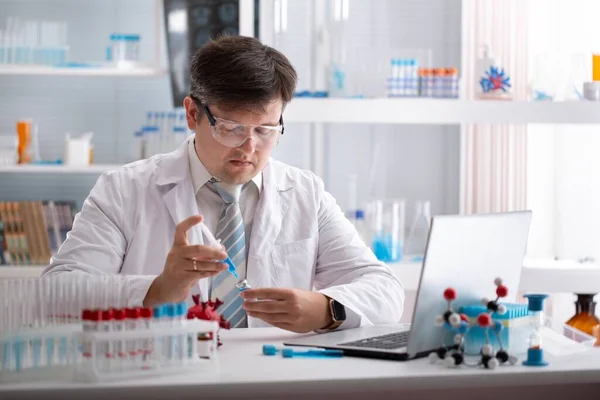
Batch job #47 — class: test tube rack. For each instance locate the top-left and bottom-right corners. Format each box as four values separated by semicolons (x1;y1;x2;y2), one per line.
0;323;82;384
76;318;219;383
0;319;220;384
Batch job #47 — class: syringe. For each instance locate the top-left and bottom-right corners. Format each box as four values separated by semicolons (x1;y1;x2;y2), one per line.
198;221;239;279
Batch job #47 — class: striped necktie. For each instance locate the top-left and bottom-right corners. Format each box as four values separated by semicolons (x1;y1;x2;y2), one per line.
207;179;248;328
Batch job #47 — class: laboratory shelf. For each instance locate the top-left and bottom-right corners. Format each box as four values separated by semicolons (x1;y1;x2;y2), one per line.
0;65;167;77
284;98;600;125
0;164;121;173
0;266;45;279
389;257;600;293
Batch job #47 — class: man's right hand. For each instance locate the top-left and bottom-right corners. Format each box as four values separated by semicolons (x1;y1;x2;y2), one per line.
143;215;228;308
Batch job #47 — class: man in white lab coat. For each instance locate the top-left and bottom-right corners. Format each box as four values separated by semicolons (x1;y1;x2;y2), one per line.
43;35;404;333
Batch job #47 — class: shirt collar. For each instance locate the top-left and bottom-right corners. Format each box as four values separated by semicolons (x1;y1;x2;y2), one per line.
187;136;262;195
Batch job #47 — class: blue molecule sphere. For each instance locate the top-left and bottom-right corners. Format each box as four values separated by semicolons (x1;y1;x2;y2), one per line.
493;321;503;333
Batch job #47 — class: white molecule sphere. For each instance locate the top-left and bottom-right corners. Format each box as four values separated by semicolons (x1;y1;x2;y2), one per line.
494;277;503;286
508;355;518;365
497;304;507;315
435;315;445;327
453;334;464;345
429;352;439;364
449;313;461;327
444;355;456;368
481;344;494;356
481;297;490;306
487;357;499;370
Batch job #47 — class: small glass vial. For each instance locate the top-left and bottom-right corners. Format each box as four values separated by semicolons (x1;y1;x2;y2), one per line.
522;294;549;366
236;279;252;292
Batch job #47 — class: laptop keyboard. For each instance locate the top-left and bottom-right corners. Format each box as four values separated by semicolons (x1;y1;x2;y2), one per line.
338;331;410;350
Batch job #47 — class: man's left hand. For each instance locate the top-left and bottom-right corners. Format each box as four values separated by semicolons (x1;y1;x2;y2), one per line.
241;288;333;333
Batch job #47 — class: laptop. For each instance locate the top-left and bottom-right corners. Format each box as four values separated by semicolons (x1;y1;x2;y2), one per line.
284;211;532;360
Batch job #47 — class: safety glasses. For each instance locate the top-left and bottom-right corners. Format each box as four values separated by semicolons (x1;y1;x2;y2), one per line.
199;103;284;150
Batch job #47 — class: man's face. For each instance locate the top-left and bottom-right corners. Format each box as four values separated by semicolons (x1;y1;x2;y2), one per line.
184;97;283;185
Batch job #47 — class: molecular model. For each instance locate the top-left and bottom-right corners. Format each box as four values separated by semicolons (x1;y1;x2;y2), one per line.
429;278;518;369
479;66;512;94
187;294;231;347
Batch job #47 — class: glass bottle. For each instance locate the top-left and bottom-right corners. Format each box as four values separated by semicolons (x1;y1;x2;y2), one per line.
565;293;600;336
236;279;252;292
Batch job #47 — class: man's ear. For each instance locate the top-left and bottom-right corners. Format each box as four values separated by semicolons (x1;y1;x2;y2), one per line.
183;96;199;130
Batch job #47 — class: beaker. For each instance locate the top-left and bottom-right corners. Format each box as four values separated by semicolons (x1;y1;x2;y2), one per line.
0;135;17;166
529;53;558;101
404;200;431;259
368;199;405;263
564;54;588;101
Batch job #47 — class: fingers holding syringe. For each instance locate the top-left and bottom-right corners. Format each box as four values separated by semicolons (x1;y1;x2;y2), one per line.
179;244;228;261
181;259;228;274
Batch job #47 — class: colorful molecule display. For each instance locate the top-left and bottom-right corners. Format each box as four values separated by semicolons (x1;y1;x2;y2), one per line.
479;66;512;94
429;277;518;369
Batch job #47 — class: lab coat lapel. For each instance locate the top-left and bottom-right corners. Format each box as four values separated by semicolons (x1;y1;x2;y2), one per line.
247;161;292;288
155;137;209;297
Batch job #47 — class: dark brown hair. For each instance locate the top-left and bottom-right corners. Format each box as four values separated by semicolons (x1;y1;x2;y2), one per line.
189;35;297;112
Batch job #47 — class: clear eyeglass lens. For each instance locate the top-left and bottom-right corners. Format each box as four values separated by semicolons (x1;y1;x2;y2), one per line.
212;123;280;148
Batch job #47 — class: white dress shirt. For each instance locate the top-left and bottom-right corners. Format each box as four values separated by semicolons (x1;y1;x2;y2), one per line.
187;138;262;258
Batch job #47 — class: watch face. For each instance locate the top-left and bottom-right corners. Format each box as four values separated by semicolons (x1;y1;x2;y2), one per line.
332;300;346;321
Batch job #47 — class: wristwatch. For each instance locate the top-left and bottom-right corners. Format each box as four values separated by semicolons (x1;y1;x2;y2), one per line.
324;296;346;330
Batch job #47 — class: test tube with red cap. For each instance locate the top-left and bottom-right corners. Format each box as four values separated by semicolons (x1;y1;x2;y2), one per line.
140;307;153;368
81;310;93;361
89;310;102;368
113;309;127;370
125;308;141;365
101;309;114;372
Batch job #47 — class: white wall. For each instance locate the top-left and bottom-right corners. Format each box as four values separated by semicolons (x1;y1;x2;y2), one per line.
526;0;600;260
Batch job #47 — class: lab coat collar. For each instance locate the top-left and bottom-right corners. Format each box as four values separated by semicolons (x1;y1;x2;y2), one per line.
155;137;191;187
155;137;203;248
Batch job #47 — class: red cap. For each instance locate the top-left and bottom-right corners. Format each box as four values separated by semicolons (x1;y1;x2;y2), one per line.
140;308;152;318
102;309;114;321
82;310;92;321
90;310;103;322
126;308;140;319
114;309;126;321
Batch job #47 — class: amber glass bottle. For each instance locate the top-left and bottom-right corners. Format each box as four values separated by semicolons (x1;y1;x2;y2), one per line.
565;294;600;336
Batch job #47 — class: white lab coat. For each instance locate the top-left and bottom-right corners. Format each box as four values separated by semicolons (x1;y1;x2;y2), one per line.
43;137;405;329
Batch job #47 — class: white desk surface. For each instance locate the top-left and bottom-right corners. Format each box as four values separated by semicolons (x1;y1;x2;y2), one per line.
2;327;600;399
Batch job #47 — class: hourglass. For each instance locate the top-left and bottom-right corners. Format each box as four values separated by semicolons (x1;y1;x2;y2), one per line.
522;294;549;367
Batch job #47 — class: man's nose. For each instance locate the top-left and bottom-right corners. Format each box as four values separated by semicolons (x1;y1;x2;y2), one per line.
237;135;257;153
